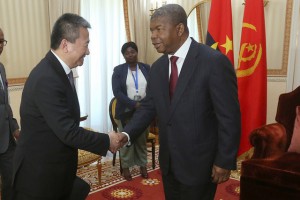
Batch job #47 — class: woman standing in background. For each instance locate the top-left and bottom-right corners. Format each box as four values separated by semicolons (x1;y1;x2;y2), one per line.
112;42;150;181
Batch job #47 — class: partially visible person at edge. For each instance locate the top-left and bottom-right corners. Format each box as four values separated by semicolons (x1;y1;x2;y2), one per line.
11;13;124;200
118;4;241;200
112;41;150;181
0;28;20;200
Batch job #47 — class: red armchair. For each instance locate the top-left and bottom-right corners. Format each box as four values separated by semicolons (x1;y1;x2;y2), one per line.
240;86;300;200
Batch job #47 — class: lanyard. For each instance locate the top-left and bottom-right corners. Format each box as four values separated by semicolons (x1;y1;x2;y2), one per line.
130;64;139;93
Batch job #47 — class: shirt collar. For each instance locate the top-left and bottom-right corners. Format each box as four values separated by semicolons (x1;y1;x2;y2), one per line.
51;50;71;75
168;36;192;60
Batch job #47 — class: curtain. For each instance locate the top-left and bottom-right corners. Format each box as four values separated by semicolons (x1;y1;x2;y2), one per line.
126;0;210;65
79;0;126;132
287;0;300;91
127;0;154;64
48;0;81;78
0;0;50;80
48;0;81;31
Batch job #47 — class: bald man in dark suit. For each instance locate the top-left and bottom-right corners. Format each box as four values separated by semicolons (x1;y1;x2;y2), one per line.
0;27;20;200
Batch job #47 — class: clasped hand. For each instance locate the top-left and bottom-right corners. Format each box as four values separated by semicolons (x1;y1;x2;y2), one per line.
108;131;128;153
211;165;231;184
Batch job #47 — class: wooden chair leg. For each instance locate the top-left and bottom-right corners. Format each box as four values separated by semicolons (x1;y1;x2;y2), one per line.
119;150;123;174
97;160;102;185
112;152;116;166
152;140;155;169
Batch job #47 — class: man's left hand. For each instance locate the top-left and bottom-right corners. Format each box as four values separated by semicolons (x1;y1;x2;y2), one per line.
13;129;20;140
211;165;231;184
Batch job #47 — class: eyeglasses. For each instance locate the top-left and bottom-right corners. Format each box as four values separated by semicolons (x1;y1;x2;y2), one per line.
0;40;8;46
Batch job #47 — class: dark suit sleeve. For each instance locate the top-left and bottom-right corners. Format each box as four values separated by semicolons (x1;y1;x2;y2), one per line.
140;63;150;80
1;64;19;133
34;75;109;155
209;53;241;169
123;70;156;142
7;106;19;133
112;65;136;109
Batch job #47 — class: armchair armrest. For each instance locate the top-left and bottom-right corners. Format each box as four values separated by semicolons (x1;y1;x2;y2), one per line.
250;123;287;159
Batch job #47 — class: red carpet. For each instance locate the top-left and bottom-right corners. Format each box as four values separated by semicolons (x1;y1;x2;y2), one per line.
87;169;164;200
86;169;240;200
214;178;240;200
78;147;241;199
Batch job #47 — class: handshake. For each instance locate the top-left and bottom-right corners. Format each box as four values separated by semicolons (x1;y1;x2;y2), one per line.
108;131;129;153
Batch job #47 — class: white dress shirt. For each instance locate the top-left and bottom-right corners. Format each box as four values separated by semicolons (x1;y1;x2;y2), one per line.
168;36;192;77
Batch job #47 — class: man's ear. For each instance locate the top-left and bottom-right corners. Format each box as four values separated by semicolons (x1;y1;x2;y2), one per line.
61;39;69;53
176;23;185;36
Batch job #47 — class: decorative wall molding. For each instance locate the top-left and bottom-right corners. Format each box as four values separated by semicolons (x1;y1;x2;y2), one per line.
267;0;293;76
7;78;27;86
8;84;24;92
267;76;287;82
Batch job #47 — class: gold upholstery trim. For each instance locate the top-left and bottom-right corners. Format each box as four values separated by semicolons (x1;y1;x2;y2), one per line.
148;133;156;139
78;150;101;167
77;128;102;184
230;147;254;180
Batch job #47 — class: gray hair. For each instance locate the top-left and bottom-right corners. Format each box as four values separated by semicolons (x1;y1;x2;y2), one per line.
151;4;188;32
51;13;91;50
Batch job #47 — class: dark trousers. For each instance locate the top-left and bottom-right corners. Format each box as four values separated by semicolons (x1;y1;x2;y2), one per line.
0;136;16;200
162;170;217;200
12;176;90;200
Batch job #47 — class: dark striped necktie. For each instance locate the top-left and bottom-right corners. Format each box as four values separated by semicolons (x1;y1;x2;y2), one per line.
169;56;179;100
68;71;75;91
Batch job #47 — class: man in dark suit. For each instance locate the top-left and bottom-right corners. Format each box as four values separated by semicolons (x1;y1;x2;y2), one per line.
0;28;20;200
12;13;122;200
120;4;241;200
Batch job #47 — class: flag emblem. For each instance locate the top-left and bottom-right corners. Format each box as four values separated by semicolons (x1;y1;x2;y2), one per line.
237;23;263;77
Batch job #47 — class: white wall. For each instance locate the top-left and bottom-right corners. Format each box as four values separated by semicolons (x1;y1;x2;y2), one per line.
8;85;23;126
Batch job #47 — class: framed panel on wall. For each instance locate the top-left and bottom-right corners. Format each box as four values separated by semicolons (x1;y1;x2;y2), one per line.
0;0;50;86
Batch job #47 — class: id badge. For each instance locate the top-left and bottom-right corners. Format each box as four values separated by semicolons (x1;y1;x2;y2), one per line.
134;95;142;101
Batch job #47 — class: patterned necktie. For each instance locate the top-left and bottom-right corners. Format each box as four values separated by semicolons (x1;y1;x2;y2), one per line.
169;56;179;100
0;76;4;90
68;71;75;91
0;72;5;103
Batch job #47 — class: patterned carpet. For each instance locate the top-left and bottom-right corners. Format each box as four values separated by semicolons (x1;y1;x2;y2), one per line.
77;147;160;193
77;146;243;199
87;169;165;200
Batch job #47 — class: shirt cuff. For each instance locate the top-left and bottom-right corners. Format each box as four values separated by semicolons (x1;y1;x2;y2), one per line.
122;132;131;146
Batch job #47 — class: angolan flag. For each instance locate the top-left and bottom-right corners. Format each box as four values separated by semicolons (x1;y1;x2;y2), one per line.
206;0;234;65
237;0;267;156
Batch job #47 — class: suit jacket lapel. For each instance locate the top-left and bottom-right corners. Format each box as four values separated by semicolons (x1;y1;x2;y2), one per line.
158;55;171;108
0;64;6;91
0;64;6;104
169;40;199;118
46;51;75;92
46;51;81;124
139;63;149;80
121;63;128;91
